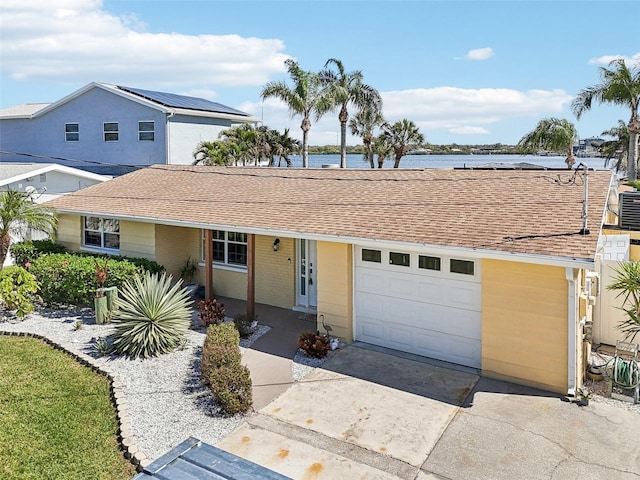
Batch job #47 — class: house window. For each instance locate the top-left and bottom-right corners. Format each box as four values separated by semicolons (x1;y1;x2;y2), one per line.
103;122;119;141
389;252;410;267
205;230;248;267
362;249;381;263
83;217;120;250
450;259;475;276
138;121;155;141
39;173;47;182
65;123;79;142
419;255;441;271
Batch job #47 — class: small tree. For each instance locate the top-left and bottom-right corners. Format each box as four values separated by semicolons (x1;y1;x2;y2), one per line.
607;261;640;343
517;117;577;169
0;190;57;272
380;119;425;168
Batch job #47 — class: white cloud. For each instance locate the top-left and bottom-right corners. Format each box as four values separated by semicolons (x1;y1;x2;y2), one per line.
463;47;494;61
0;0;290;87
588;53;640;67
239;87;572;145
449;126;491;135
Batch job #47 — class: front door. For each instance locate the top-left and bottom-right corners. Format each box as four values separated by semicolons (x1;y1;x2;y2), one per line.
297;239;317;309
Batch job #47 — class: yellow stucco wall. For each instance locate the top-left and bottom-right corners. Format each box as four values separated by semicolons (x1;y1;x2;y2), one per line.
55;214;81;250
482;259;568;393
317;241;353;341
154;225;201;280
119;221;155;259
255;236;295;309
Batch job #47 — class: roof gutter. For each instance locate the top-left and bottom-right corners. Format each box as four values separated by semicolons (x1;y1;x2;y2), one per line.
52;207;598;269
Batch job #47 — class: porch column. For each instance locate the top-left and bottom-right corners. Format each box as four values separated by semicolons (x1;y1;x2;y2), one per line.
205;229;213;301
566;267;577;396
247;233;255;317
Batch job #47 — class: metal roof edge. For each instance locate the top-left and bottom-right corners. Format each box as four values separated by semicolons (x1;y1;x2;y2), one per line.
1;164;110;187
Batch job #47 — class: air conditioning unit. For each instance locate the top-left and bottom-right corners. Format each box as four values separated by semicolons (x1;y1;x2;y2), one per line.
619;191;640;230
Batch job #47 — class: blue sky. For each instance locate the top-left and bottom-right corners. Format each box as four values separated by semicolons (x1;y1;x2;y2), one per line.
1;0;638;145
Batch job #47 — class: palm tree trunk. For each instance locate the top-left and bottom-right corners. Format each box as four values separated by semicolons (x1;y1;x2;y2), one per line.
339;105;348;168
393;154;402;168
0;233;11;272
301;116;311;168
365;136;374;168
629;116;640;181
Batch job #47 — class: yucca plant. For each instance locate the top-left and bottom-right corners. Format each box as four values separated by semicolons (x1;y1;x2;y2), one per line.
110;272;192;358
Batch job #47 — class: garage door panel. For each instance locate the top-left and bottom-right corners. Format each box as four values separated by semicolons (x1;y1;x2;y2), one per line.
355;255;482;368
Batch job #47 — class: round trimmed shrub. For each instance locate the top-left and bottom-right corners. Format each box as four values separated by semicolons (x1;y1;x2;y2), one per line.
208;363;253;415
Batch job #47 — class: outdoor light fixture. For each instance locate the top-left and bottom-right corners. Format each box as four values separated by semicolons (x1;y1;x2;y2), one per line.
273;238;280;252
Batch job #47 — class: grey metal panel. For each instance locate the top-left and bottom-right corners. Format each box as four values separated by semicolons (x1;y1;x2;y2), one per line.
619;191;640;230
118;86;251;117
133;437;292;480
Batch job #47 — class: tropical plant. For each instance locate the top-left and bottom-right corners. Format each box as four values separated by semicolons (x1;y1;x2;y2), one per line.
600;120;630;172
572;59;640;180
297;331;331;358
320;58;383;168
517;117;578;168
373;134;393;168
350;105;385;168
0;266;39;317
380;119;425;168
233;313;258;338
180;256;198;284
606;261;640;343
10;239;67;267
271;128;301;167
0;190;57;272
109;272;192;358
192;140;233;166
261;59;333;167
197;298;226;327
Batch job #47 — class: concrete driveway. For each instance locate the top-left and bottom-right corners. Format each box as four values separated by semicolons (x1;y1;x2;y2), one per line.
216;345;640;479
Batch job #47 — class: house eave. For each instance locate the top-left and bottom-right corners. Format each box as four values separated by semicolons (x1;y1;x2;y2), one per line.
52;208;596;269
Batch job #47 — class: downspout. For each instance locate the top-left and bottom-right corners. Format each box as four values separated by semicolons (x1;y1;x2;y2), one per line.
166;110;175;164
566;267;577;396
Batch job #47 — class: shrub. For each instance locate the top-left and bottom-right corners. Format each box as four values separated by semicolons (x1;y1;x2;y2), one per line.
298;331;331;359
201;323;240;386
197;299;226;327
0;266;40;317
233;314;258;338
28;253;140;305
10;240;67;267
208;363;253;415
201;323;253;414
109;272;192;358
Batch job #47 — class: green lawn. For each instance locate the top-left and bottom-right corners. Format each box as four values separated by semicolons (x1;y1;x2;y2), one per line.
0;336;137;480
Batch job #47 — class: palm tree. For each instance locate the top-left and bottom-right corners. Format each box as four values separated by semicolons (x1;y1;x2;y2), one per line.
373;134;393;168
320;59;382;169
272;128;301;167
572;59;640;180
0;190;57;271
261;59;333;167
600;121;630;172
350;105;385;168
192;140;232;166
517;117;578;168
380;119;425;168
220;124;259;166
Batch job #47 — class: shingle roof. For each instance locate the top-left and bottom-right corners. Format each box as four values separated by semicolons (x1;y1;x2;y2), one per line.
0;103;50;118
47;165;614;262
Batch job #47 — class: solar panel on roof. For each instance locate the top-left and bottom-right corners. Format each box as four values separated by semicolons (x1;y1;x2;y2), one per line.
117;86;250;117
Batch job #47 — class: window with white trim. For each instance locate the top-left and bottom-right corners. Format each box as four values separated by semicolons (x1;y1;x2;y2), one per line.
83;216;120;250
138;121;155;141
65;123;79;142
103;122;119;141
204;230;248;267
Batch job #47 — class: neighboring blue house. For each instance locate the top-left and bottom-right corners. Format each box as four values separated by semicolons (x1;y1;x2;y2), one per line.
0;82;258;175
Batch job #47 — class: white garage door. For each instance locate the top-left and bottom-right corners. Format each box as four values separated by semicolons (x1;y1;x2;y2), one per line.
355;247;481;368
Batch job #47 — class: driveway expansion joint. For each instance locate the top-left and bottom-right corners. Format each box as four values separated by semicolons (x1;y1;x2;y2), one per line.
249;412;420;479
